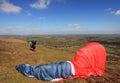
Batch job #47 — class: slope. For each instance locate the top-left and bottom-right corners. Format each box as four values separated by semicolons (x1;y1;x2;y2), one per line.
0;37;120;83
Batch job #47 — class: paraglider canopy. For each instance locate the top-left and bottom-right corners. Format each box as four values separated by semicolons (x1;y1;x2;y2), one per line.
71;42;106;78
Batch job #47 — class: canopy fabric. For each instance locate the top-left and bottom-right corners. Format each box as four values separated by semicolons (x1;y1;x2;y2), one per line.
71;42;106;78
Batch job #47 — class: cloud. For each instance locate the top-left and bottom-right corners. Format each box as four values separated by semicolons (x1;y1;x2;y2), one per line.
114;10;120;16
67;24;80;29
104;8;114;14
104;8;120;16
30;0;51;9
0;0;22;13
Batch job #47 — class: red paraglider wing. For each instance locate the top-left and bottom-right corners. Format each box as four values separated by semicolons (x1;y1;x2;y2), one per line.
71;42;106;78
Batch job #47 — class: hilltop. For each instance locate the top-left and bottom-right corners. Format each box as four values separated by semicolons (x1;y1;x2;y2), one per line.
0;37;120;83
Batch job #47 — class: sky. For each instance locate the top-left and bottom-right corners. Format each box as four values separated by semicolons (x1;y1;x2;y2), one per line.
0;0;120;35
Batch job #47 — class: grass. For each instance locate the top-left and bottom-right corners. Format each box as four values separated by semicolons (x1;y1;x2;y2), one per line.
0;35;120;83
0;37;75;83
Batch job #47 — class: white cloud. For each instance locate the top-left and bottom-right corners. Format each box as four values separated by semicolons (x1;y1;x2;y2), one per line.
0;0;22;13
104;8;120;16
104;8;114;14
114;10;120;16
30;0;51;9
67;24;80;29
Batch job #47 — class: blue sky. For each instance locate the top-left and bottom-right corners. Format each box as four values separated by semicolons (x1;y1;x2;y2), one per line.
0;0;120;35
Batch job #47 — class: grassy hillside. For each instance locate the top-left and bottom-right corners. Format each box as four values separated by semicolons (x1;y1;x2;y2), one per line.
0;36;120;83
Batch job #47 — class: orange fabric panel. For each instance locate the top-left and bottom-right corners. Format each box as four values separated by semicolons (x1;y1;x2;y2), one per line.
71;42;106;78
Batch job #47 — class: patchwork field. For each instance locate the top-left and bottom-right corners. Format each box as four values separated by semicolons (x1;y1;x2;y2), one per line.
0;35;120;83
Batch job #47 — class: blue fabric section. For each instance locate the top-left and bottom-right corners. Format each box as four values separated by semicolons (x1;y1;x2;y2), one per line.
16;62;73;81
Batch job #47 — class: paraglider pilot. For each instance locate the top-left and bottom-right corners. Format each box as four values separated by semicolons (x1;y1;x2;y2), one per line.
30;40;36;51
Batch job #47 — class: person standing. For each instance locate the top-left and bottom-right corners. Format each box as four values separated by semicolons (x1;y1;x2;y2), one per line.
30;40;36;51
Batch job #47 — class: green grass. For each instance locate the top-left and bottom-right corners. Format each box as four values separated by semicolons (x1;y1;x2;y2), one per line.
0;38;75;83
0;36;120;83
